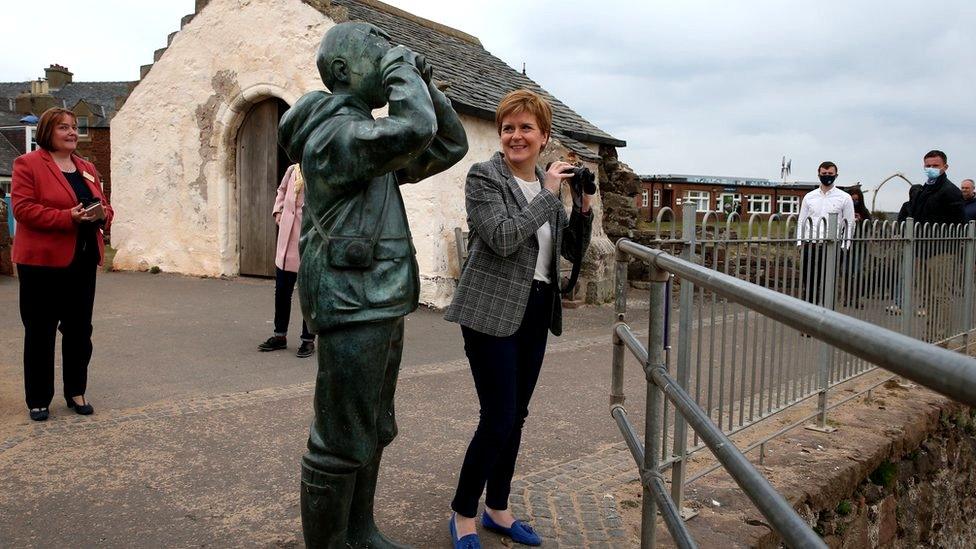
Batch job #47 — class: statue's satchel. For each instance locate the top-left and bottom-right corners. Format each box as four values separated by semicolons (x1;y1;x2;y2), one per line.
308;185;390;270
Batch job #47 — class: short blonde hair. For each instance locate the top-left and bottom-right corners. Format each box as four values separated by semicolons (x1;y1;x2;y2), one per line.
36;107;77;152
495;89;552;138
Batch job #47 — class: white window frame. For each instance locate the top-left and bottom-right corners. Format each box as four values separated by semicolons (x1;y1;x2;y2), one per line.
1;178;10;195
641;189;649;207
683;190;710;213
26;126;37;151
747;194;771;214
653;189;661;208
718;193;741;213
778;195;799;215
77;116;89;137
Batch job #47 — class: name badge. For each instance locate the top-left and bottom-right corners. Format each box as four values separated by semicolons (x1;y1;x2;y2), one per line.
82;171;95;183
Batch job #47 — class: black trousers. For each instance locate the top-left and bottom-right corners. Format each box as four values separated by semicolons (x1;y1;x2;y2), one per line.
452;280;553;518
303;317;403;475
274;267;313;341
18;255;97;409
801;243;826;305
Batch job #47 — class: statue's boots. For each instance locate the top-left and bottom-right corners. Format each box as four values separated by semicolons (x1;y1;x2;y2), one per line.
301;465;357;549
346;449;411;549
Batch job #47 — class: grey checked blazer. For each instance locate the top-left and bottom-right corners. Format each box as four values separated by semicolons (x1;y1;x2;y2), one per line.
444;152;592;337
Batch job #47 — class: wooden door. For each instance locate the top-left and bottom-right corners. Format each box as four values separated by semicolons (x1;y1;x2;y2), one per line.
237;98;288;277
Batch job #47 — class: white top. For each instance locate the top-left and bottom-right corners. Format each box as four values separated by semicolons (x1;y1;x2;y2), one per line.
515;176;553;283
796;185;855;247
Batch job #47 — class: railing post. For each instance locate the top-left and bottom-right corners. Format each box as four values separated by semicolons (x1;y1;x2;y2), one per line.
810;213;838;432
612;247;628;408
962;221;975;352
642;261;669;549
669;203;696;516
901;218;915;337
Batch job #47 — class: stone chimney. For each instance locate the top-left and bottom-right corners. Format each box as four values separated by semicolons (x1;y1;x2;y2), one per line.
44;64;73;90
15;78;56;115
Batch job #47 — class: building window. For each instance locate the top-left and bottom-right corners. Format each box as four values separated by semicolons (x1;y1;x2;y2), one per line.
747;194;771;214
27;126;37;151
77;116;89;137
683;190;710;212
718;193;741;214
778;195;799;215
1;179;10;195
653;190;661;207
641;189;649;207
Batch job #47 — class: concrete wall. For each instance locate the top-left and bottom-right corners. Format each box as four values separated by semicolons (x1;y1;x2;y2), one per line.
111;0;612;307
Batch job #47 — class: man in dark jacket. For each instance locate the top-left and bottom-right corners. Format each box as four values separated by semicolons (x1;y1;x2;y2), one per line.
908;150;965;225
961;179;976;222
905;150;964;337
278;22;468;548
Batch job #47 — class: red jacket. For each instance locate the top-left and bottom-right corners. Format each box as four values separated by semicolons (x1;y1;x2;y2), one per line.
11;149;114;267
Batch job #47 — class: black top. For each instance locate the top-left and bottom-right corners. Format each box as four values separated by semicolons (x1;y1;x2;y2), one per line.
63;170;99;263
907;174;965;226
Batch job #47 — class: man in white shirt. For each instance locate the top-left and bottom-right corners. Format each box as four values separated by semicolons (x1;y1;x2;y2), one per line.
796;161;855;305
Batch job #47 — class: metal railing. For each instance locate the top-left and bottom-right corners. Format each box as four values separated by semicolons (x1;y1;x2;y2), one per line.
610;206;976;547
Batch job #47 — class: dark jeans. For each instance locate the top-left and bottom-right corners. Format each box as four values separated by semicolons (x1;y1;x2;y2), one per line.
452;280;554;518
303;317;403;475
801;243;827;305
275;267;313;341
18;256;97;409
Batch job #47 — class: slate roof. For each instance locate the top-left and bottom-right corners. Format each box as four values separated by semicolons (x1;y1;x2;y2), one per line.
0;80;133;128
322;0;625;159
0;134;19;177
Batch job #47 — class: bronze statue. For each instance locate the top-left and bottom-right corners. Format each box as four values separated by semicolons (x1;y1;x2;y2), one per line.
278;22;468;548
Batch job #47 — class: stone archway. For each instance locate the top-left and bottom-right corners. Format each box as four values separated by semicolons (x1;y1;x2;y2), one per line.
236;97;290;277
213;84;299;276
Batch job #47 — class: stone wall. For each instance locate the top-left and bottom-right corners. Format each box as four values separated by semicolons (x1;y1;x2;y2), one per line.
810;406;976;548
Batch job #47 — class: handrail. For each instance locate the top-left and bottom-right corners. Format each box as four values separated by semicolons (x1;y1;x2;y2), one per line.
611;229;976;548
618;238;976;407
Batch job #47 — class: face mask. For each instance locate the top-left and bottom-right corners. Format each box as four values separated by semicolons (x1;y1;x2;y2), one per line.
819;175;837;186
924;167;941;180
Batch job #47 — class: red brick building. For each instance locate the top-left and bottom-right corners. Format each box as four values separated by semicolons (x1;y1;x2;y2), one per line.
0;65;134;201
636;174;818;222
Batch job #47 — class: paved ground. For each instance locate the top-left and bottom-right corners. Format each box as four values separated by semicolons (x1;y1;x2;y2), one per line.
0;271;652;547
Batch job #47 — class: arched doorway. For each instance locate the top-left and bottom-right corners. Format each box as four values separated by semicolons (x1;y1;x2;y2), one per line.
236;97;290;277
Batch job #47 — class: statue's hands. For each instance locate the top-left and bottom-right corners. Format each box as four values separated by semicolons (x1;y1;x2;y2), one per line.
380;46;419;74
414;54;433;84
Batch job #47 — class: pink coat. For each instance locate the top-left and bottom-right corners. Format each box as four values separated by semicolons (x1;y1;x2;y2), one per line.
273;164;305;272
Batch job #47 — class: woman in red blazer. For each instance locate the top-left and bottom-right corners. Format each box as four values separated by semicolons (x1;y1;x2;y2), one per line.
11;107;114;421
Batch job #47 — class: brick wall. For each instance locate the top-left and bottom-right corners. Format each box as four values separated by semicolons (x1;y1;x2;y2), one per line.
75;127;112;200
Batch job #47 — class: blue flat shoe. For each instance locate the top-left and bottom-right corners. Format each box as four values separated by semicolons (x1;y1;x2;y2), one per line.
482;512;541;546
449;512;481;549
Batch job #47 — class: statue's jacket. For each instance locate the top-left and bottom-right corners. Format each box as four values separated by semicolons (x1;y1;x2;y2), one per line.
279;59;468;333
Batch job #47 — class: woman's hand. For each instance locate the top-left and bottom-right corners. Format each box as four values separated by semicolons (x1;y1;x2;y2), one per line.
543;161;573;196
69;203;86;224
274;212;282;226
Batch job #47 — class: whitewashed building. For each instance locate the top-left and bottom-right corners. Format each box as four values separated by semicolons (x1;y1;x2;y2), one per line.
111;0;623;306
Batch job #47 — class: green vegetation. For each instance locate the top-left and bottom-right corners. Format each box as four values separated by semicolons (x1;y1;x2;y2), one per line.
836;500;853;516
149;266;161;274
869;460;896;488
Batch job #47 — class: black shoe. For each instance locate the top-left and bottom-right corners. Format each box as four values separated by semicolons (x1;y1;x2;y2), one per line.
66;396;94;415
258;335;287;352
296;340;315;358
29;407;49;421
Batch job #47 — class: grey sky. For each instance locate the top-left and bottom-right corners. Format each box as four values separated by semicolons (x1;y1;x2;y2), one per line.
3;0;973;211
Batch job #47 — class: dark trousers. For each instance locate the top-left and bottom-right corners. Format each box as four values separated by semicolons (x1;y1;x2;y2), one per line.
275;267;313;341
801;243;827;305
18;256;97;409
452;281;553;518
303;317;403;475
